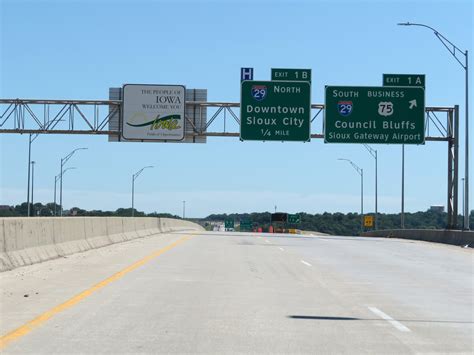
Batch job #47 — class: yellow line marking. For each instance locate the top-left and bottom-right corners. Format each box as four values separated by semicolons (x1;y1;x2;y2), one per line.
0;235;191;349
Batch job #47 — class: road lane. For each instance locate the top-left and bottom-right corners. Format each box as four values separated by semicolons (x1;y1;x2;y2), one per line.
0;232;195;336
266;233;474;353
1;231;472;354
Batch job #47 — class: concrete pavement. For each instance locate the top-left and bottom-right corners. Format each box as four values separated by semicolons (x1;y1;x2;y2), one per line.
1;231;472;354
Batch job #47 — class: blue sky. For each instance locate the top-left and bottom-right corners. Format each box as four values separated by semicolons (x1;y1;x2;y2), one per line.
1;0;472;218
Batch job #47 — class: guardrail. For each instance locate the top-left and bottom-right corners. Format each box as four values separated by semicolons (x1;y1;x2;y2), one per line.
0;217;203;271
362;229;473;247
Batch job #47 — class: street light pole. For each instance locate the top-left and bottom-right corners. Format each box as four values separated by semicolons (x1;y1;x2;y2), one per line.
361;168;364;231
375;150;378;228
401;144;405;229
363;144;378;229
466;53;469;228
398;22;469;229
59;148;87;216
183;200;186;219
25;117;58;217
54;175;57;216
54;168;76;216
60;158;63;216
27;134;32;217
131;166;154;217
462;177;465;229
31;161;36;217
26;134;40;217
338;158;364;233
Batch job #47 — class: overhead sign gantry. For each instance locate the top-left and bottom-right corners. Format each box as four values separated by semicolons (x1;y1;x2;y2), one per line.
0;68;460;229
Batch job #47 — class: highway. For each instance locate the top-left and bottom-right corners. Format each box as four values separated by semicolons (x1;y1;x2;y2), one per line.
1;231;473;354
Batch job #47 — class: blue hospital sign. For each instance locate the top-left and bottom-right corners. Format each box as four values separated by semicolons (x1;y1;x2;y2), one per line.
241;67;254;82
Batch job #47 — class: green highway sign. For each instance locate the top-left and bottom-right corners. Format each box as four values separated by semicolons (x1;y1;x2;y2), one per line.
225;219;234;229
288;214;301;224
324;86;425;144
240;219;252;230
383;74;425;89
271;68;311;83
240;80;311;142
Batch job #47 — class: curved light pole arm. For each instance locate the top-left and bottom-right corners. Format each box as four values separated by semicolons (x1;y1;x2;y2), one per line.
398;22;467;69
339;158;363;176
133;165;154;181
352;162;362;176
62;147;88;167
55;167;76;183
131;166;154;217
363;144;376;159
133;168;145;181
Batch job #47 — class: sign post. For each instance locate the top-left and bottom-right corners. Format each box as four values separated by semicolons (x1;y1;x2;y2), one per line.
324;86;425;144
240;80;311;142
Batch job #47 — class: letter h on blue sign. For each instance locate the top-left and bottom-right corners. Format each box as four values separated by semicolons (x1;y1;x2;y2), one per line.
241;68;254;82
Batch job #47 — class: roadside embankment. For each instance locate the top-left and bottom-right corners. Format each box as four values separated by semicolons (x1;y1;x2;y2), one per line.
0;217;203;271
362;229;474;247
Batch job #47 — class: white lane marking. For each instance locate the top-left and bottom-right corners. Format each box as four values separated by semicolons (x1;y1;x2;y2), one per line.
300;260;312;267
257;236;262;239
279;247;284;251
368;306;411;332
265;239;270;243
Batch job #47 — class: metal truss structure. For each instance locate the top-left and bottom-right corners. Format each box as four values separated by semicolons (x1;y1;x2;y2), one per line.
0;99;120;135
0;99;460;229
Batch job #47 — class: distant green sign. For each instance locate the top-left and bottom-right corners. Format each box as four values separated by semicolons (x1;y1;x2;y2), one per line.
383;74;425;89
225;219;234;229
324;86;425;144
240;219;252;230
240;80;311;142
271;68;311;83
288;214;301;224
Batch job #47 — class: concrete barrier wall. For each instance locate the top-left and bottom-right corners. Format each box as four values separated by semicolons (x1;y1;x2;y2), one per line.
0;217;203;272
362;229;474;247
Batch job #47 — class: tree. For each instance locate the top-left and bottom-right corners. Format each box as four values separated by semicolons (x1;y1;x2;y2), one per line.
14;202;29;216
